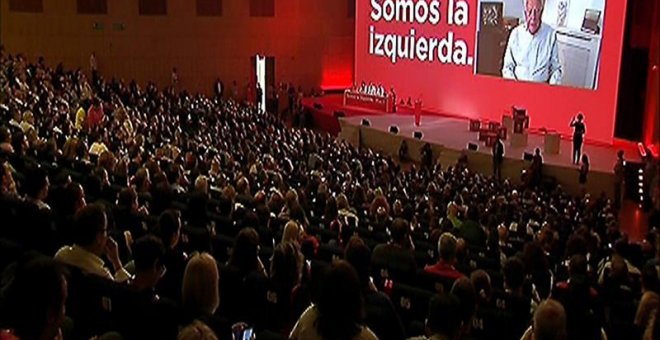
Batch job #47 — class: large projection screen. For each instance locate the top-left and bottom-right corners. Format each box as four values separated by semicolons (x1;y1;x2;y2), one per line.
354;0;627;143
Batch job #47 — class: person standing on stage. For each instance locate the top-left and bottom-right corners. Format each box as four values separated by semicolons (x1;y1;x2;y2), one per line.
214;78;224;99
613;150;625;210
89;52;98;86
578;153;590;186
492;135;505;180
232;80;239;101
421;143;433;169
171;67;179;91
389;87;397;112
256;82;264;112
570;113;586;164
414;98;422;126
530;147;543;187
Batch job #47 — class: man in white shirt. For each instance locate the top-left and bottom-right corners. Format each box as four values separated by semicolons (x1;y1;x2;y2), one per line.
55;203;131;282
502;0;562;85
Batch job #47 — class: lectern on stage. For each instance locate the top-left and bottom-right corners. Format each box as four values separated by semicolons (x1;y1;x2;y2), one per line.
510;106;529;147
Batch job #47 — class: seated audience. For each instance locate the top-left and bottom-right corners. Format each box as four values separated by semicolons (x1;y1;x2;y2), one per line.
492;257;534;338
227;227;267;278
267;241;305;333
635;264;659;332
290;260;378;340
177;320;218;340
113;235;179;339
520;299;567;340
54;203;130;282
457;205;486;249
1;257;68;340
371;218;417;279
114;187;148;240
0;51;655;340
451;277;477;339
0;161;18;198
156;209;188;302
425;232;464;281
409;293;463;340
552;254;604;340
182;252;230;339
345;236;406;340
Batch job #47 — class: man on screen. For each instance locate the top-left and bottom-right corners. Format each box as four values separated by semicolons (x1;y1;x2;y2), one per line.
502;0;562;84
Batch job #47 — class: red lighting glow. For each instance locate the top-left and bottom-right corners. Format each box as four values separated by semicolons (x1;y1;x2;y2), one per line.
638;142;648;157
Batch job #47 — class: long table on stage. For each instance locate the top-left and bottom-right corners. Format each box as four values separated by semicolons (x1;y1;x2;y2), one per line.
343;90;395;113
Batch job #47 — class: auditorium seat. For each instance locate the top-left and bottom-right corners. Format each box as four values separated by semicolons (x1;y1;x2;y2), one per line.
316;243;343;263
183;224;213;253
211;234;235;263
371;258;417;288
0;238;25;277
415;270;458;294
465;253;500;272
0;197;20;240
315;228;339;244
471;303;520;340
217;264;258;324
489;289;532;338
257;330;287;340
600;278;639;340
259;246;274;265
242;272;272;330
386;282;433;335
15;201;57;255
414;249;433;267
64;265;130;340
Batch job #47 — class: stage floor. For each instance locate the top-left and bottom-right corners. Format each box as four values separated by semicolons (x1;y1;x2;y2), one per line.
342;114;641;174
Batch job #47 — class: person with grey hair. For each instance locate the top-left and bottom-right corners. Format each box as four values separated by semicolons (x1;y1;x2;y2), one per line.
425;232;464;281
502;0;562;84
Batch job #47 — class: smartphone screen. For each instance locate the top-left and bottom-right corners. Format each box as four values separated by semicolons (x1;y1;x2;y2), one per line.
242;328;254;340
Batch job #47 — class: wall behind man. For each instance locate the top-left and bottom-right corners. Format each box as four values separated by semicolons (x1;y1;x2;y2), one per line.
0;0;355;96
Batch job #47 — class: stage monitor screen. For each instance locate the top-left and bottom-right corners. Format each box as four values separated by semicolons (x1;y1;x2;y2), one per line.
354;0;627;143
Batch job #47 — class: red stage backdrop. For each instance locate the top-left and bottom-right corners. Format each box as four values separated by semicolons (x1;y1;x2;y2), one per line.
355;0;628;143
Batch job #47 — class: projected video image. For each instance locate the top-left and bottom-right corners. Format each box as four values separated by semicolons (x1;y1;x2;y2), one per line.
475;0;606;90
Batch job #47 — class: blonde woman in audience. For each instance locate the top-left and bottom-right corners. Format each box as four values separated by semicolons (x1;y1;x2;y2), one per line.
182;252;230;339
282;220;304;246
183;252;219;316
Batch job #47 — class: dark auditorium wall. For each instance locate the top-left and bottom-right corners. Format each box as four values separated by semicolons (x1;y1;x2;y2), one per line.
0;0;356;95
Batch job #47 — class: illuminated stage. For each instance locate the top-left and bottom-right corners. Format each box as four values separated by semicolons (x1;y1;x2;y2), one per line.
303;95;641;197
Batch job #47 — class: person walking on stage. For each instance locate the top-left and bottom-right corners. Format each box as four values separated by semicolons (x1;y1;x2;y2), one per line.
570;113;586;164
492;135;505;181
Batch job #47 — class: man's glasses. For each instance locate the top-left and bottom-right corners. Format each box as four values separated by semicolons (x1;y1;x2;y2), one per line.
526;8;542;17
